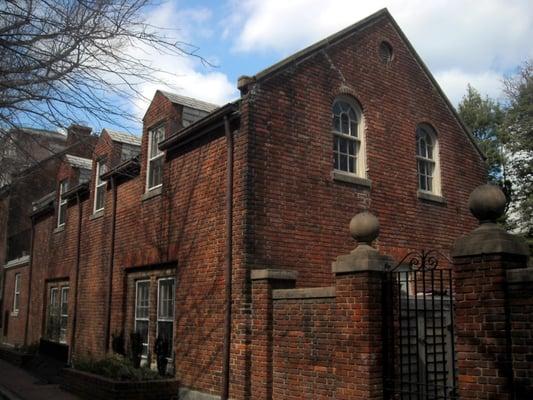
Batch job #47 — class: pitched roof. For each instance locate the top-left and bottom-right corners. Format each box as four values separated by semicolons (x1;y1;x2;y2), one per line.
65;154;92;170
158;90;219;113
103;129;141;146
14;127;66;141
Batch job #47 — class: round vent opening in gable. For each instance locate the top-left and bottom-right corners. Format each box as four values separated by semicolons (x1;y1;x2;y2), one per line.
379;41;394;64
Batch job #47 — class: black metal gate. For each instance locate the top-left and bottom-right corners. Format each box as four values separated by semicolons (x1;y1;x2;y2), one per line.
383;250;457;400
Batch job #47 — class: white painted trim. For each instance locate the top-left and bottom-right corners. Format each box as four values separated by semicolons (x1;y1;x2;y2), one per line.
4;255;30;269
146;126;165;192
12;273;21;313
93;159;106;213
134;279;150;358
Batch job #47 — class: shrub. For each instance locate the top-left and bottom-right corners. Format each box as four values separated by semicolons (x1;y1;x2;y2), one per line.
74;354;160;381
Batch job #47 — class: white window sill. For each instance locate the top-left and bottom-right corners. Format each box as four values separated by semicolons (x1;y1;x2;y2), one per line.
332;171;372;188
90;209;105;220
417;191;446;204
142;185;162;201
53;225;65;234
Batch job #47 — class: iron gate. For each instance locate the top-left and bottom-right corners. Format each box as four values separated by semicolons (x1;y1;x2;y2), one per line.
383;250;457;400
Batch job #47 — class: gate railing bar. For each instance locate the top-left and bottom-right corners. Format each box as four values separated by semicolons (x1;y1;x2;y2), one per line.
440;269;447;400
398;272;404;399
405;271;413;398
414;271;421;400
431;269;438;400
448;269;457;398
423;269;430;399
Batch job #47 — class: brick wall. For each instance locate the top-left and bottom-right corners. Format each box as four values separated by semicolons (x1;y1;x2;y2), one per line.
244;14;486;287
272;293;336;399
2;262;29;345
508;269;533;398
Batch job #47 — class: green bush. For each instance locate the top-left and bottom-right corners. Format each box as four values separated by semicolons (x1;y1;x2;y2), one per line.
74;354;161;381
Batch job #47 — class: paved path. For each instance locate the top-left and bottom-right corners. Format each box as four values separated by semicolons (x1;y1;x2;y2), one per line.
0;359;80;400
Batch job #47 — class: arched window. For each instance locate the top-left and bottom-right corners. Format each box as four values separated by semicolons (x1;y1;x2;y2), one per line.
332;97;364;176
416;124;440;194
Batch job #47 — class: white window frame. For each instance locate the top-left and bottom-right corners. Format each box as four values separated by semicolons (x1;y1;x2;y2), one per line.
57;180;68;227
12;273;21;314
93;159;106;213
332;96;366;178
156;277;175;360
146;126;165;191
135;280;150;358
416;124;441;196
59;286;69;344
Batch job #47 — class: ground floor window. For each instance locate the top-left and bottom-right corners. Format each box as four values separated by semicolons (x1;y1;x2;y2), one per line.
129;272;175;366
46;282;69;343
135;280;150;358
12;273;21;314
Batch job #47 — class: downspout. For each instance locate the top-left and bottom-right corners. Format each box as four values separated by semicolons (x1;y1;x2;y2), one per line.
23;218;36;346
69;191;83;364
104;177;117;352
221;115;234;400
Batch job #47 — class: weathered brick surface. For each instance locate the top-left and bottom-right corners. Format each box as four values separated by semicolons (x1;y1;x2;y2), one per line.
272;296;337;399
453;254;528;400
508;276;533;398
244;14;485;287
2;263;29;345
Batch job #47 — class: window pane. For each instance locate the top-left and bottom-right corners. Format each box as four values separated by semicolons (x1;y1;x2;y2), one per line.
136;281;149;318
95;187;105;210
340;154;347;172
61;288;69;315
157;321;173;358
348;156;355;173
333;152;339;170
340;137;347;154
158;279;175;319
149;157;163;188
135;320;149;357
340;113;349;134
348;140;355;156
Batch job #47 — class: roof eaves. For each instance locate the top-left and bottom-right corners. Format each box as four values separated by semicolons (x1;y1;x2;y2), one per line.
101;156;141;182
62;181;90;201
159;101;240;151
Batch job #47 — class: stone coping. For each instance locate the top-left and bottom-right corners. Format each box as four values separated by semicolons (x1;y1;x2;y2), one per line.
250;268;297;281
273;286;335;300
507;267;533;284
4;255;30;269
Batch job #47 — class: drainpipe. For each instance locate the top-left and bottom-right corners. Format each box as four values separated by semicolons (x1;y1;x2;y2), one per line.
69;191;83;364
23;219;36;346
221;115;234;400
104;177;117;352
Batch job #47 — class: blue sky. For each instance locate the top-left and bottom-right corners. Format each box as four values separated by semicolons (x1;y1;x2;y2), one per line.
126;0;532;131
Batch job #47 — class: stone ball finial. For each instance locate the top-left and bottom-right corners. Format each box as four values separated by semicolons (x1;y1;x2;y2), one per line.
468;184;506;223
349;211;380;244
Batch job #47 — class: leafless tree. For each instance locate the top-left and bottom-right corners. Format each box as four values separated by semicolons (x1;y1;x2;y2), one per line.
0;0;205;133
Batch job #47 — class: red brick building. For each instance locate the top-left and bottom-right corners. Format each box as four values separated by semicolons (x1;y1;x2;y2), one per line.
1;9;487;399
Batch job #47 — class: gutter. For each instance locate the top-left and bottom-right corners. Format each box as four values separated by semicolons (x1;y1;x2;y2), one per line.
221;115;234;400
68;191;84;364
159;102;240;151
104;177;118;351
23;223;35;346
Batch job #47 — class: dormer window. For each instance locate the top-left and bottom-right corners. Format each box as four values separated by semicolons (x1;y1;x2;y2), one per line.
146;125;165;191
94;159;107;213
57;179;68;227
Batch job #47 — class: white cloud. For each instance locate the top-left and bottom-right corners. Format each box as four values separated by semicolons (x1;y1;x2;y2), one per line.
434;69;503;105
226;0;532;104
129;2;238;119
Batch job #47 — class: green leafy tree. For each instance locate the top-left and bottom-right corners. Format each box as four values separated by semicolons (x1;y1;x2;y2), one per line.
501;61;533;240
458;84;505;182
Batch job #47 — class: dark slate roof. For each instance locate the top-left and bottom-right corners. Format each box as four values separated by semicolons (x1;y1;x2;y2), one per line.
158;90;219;112
65;154;92;170
103;129;141;146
